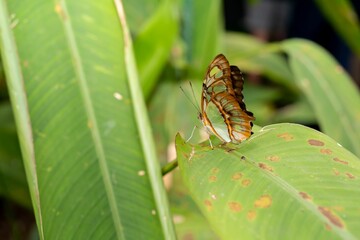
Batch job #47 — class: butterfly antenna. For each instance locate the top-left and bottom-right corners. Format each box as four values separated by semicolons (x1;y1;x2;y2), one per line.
188;81;201;112
180;84;200;113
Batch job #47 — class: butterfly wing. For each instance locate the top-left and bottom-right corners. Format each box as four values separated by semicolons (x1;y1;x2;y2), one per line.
200;54;255;143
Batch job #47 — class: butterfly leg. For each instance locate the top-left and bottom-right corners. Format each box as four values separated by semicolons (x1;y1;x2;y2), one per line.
186;125;197;143
208;136;214;150
220;142;236;152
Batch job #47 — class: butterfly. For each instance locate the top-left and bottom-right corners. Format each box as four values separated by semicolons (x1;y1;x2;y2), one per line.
199;54;255;144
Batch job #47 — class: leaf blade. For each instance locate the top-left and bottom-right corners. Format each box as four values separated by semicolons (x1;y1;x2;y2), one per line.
1;0;175;238
177;123;360;239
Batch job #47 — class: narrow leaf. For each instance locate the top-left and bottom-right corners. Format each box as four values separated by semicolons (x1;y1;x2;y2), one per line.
282;39;360;157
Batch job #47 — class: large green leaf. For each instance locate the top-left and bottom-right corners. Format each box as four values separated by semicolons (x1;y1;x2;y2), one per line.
177;123;360;239
315;0;360;56
282;39;360;157
0;0;175;239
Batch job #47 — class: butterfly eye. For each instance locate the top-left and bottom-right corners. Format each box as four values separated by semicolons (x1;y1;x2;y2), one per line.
210;66;223;78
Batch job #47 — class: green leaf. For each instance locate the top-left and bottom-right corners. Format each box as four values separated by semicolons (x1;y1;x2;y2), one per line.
273;98;317;125
315;0;360;56
176;123;360;239
224;32;296;92
122;0;159;31
0;0;175;239
134;0;179;99
282;39;360;157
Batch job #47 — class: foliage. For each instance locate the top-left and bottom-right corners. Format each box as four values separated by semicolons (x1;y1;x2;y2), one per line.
177;123;360;239
0;0;360;239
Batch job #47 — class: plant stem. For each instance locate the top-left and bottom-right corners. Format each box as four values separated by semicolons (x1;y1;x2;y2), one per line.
162;159;178;176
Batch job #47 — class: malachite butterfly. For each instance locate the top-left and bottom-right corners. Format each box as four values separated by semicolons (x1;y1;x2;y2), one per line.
199;54;255;143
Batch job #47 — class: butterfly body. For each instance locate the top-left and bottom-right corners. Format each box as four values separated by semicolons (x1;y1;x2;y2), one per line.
199;54;255;143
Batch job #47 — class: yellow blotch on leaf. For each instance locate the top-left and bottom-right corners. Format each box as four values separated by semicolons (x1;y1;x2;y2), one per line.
204;199;213;211
209;175;217;182
242;179;251;187
266;155;280;162
320;148;332;155
228;201;242;213
231;172;242;181
254;195;272;208
247;210;256;221
277;133;294;141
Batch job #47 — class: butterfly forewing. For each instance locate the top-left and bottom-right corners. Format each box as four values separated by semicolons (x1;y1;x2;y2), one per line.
200;54;255;143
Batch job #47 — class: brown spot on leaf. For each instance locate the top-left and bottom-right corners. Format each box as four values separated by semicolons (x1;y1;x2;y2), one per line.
228;201;242;213
333;157;348;165
247;210;256;221
299;192;312;201
333;168;340;176
277;133;294;141
254;195;272;208
232;172;242;181
241;156;246;160
320;148;332;155
345;172;355;179
266;155;280;162
209;175;217;182
242;179;251;187
318;206;344;228
308;139;324;146
204;199;212;211
258;163;273;172
211;168;219;174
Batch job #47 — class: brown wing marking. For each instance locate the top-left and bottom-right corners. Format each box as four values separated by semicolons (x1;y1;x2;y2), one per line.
201;54;255;143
